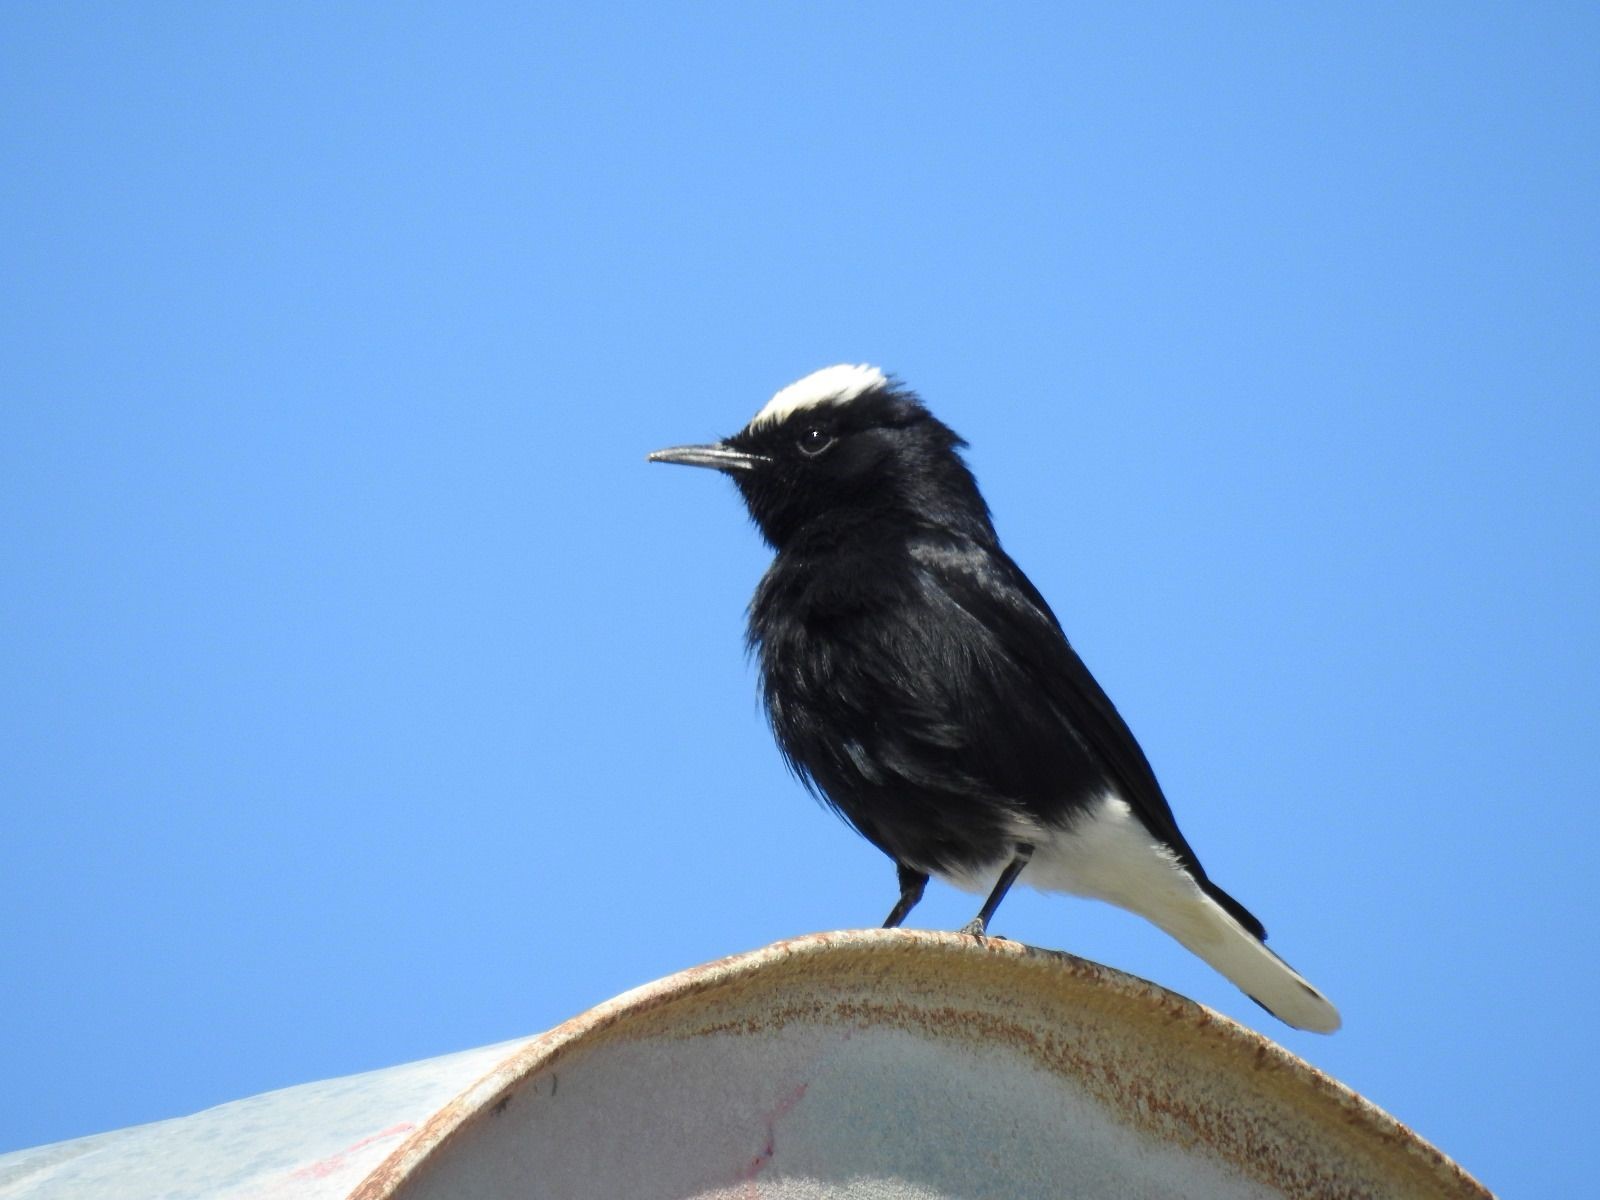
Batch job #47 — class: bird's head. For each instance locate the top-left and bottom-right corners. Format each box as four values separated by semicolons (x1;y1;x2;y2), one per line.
648;364;991;549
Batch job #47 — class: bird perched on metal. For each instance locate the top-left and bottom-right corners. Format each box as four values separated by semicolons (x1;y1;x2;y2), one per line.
648;364;1339;1033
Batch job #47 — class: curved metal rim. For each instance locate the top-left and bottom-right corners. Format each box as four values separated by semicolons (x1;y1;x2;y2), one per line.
351;929;1491;1200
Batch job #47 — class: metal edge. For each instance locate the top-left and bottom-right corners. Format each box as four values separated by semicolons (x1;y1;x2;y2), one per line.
349;929;1493;1200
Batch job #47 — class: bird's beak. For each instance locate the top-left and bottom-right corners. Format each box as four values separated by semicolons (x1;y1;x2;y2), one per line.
646;442;767;473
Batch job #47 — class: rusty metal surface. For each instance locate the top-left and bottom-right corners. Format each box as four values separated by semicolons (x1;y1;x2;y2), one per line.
0;931;1492;1199
358;930;1492;1200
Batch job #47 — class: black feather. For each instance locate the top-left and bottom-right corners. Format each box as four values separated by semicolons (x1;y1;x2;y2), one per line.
654;371;1290;952
648;368;1346;1031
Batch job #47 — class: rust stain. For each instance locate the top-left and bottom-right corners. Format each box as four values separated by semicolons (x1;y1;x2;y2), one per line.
351;930;1493;1200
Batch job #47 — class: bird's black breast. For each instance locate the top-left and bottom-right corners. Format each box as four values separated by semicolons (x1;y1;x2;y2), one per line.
747;530;1116;876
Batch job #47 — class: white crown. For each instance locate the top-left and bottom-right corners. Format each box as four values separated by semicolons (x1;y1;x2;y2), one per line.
746;364;887;431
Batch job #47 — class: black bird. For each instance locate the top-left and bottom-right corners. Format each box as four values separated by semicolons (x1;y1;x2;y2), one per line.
649;364;1339;1033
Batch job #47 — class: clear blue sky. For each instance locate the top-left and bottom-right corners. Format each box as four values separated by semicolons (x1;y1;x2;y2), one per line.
2;6;1595;1194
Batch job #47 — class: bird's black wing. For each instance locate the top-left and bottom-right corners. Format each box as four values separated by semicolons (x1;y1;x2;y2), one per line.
909;534;1265;937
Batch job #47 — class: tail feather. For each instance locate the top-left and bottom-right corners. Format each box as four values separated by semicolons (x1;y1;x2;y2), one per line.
1198;876;1267;941
1157;893;1341;1033
1005;796;1340;1033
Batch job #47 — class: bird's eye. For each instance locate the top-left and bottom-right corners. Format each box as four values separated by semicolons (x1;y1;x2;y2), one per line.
797;428;836;457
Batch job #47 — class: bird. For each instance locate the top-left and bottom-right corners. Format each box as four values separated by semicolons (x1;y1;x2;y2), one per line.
648;364;1340;1033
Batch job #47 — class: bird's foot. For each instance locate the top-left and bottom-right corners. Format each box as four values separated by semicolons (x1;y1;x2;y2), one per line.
959;918;988;938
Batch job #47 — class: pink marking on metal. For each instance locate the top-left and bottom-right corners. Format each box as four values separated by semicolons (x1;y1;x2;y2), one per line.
734;1081;810;1192
291;1123;417;1181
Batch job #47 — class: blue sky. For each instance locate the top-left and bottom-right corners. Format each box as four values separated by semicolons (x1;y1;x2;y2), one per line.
2;5;1595;1194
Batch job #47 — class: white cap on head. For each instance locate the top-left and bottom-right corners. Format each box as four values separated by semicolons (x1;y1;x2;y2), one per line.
747;364;887;431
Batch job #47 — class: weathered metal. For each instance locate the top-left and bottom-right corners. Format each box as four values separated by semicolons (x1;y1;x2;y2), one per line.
362;930;1491;1200
0;931;1493;1199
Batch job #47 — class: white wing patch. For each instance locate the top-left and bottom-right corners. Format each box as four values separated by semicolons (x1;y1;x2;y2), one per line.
747;364;886;431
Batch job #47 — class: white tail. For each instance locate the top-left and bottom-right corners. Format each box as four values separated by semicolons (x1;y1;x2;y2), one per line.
1155;893;1342;1033
1006;795;1342;1033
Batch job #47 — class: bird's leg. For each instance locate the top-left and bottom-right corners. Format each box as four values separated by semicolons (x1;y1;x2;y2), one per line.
882;863;929;928
959;844;1034;937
